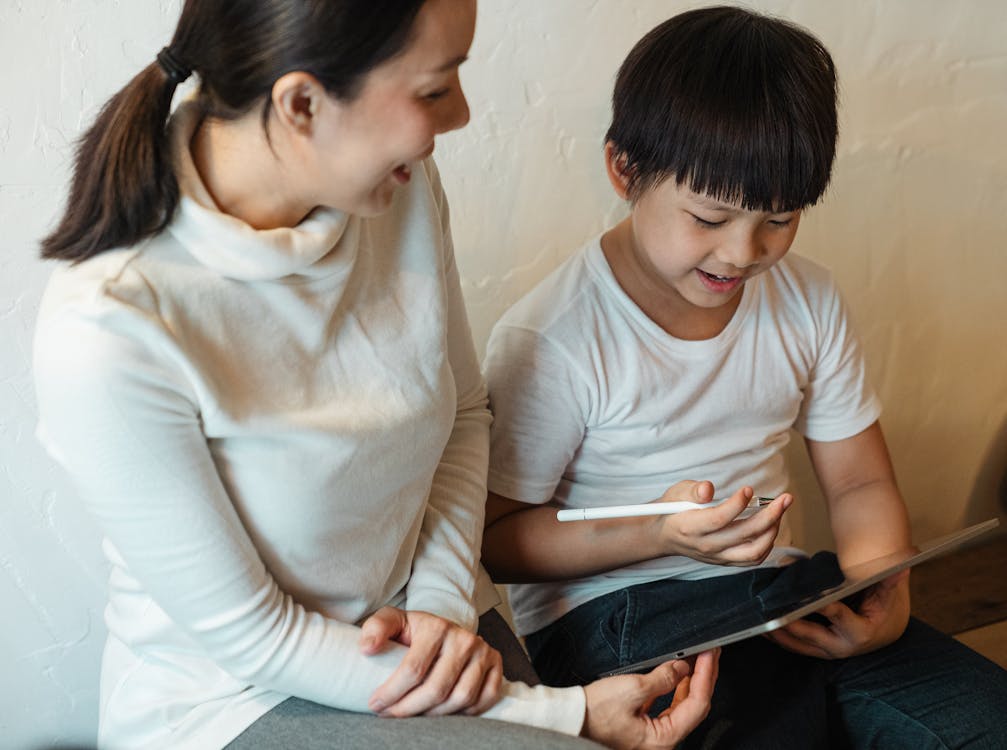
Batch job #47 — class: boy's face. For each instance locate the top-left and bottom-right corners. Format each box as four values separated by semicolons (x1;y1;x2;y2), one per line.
603;145;802;337
629;177;800;310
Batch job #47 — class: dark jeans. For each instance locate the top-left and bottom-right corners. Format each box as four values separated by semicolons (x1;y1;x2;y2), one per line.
525;567;1007;750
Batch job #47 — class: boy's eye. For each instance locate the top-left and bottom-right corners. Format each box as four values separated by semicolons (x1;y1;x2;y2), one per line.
689;213;726;228
769;218;793;227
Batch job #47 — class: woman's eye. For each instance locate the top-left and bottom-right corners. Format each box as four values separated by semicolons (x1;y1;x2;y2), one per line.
423;88;451;102
690;213;726;228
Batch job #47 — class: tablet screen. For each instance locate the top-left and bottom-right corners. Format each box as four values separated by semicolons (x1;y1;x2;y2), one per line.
604;518;999;676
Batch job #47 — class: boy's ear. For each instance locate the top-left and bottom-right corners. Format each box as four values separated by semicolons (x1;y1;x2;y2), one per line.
604;142;633;201
271;71;326;136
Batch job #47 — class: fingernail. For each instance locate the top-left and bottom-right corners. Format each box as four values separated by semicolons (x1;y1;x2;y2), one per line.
370;700;386;712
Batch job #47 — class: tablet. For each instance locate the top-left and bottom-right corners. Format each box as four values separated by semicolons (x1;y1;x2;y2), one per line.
603;518;1000;676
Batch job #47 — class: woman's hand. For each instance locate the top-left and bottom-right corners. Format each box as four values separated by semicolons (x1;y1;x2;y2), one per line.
360;607;503;717
765;570;910;659
655;482;792;566
582;650;719;749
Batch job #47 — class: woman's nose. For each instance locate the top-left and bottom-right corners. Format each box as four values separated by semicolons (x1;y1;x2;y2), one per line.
438;89;470;135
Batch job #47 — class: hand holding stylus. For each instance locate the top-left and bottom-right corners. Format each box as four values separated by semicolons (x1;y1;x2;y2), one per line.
560;481;793;568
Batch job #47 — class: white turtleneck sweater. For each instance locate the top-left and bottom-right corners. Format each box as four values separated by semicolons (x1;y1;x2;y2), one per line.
33;104;585;749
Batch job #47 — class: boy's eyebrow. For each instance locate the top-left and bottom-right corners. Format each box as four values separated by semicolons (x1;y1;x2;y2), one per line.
689;192;796;215
689;193;738;211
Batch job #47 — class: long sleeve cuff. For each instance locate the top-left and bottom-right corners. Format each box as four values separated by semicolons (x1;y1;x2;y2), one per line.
485;681;586;736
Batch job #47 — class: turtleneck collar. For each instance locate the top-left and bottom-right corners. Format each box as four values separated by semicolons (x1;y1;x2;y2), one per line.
166;101;353;282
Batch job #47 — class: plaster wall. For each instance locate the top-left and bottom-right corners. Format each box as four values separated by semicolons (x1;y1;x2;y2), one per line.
2;1;1005;746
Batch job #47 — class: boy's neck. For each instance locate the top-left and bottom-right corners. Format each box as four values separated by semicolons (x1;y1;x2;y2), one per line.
600;220;744;341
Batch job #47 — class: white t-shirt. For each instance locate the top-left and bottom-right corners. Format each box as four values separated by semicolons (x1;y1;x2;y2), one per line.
485;237;881;636
33;102;584;749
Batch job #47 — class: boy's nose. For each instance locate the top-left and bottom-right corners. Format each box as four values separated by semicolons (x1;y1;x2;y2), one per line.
718;234;761;269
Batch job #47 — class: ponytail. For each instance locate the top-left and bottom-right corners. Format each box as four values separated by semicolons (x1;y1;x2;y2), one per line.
41;0;427;263
40;54;189;262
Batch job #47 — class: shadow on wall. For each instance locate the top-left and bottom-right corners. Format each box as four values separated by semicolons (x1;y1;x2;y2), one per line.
963;414;1007;530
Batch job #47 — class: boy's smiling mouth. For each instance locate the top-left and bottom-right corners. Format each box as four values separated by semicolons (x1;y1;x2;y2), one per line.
697;269;744;293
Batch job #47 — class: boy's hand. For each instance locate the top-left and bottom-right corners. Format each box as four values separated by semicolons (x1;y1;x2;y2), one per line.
582;649;719;749
654;482;792;566
763;570;910;658
361;606;503;717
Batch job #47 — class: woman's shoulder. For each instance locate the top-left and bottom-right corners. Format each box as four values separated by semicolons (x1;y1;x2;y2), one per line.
35;231;201;372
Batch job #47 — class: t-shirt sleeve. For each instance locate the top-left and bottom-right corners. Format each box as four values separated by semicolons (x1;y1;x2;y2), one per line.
793;274;881;441
485;323;592;504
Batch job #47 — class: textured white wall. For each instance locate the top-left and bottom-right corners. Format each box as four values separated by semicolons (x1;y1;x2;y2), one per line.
2;1;1005;746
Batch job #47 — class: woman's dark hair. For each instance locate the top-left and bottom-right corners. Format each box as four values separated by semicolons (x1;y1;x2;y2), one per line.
605;6;838;210
41;0;426;262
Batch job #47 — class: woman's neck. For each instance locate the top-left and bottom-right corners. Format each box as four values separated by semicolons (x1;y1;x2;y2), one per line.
189;111;312;230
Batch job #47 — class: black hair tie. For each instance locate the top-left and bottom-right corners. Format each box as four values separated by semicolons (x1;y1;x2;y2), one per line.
156;46;191;85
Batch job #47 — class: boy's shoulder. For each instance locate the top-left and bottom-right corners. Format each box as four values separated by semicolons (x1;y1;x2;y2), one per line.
494;236;610;335
764;252;842;309
771;252;835;285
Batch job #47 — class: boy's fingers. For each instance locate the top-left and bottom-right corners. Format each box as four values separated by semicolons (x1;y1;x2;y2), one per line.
690;480;716;504
662;479;715;505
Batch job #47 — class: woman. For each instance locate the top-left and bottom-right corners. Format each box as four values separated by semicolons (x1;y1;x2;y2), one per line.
34;1;717;748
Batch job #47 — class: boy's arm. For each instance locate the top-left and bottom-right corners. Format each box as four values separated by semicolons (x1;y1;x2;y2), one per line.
482;484;790;583
766;420;911;658
807;420;911;566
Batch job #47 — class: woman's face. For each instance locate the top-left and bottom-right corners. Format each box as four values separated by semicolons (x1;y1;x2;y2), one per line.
305;0;477;216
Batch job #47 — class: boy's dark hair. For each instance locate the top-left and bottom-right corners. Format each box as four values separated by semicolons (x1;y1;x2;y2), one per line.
41;0;426;263
606;6;838;210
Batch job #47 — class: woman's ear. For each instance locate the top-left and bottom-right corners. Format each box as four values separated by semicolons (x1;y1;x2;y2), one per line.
271;72;327;135
604;142;633;201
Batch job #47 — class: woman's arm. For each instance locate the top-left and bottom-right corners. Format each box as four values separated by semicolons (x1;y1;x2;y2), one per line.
34;309;402;709
403;233;491;628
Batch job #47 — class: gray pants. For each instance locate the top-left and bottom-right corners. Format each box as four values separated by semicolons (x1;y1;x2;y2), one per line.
225;609;602;749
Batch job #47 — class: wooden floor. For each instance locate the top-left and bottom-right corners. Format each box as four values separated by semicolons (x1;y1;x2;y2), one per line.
955;620;1007;668
910;531;1007;668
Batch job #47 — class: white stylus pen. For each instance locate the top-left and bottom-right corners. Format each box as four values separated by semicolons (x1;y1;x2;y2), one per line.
556;496;774;522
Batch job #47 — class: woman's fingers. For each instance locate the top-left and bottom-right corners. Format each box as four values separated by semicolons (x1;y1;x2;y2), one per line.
656;650;718;733
359;606;409;655
367;613;448;712
370;613;503;717
582;653;720;749
396;632;495;716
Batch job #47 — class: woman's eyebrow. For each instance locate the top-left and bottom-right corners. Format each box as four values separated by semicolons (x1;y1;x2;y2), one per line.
432;54;468;73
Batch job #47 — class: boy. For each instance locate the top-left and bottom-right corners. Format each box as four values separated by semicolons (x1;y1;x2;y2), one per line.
482;7;1007;749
